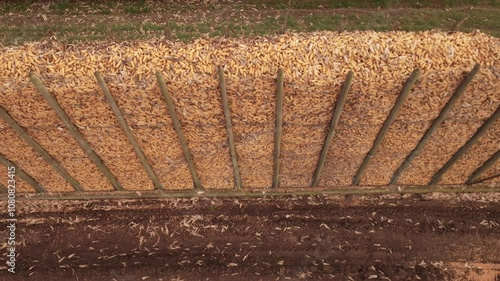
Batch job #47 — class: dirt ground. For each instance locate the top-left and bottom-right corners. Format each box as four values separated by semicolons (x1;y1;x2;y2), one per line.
0;193;499;280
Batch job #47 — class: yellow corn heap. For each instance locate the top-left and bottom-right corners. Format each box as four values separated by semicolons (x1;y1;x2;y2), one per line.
0;30;498;192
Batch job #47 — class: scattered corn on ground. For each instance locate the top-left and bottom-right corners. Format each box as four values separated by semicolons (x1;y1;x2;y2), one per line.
0;30;499;193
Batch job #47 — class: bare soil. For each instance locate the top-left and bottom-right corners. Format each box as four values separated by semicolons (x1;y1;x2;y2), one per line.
0;193;499;280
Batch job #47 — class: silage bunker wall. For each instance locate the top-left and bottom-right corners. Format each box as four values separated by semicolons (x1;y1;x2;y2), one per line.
0;31;499;193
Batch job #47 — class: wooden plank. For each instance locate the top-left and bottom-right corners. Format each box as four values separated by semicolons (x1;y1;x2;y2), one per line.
390;64;481;185
353;69;420;185
155;71;202;190
466;150;500;185
14;184;499;201
0;105;84;192
29;73;124;191
95;72;163;190
218;66;242;189
311;71;354;187
0;153;46;193
429;106;500;185
272;68;284;188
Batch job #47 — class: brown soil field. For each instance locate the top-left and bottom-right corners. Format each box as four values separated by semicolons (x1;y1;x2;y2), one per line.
0;193;499;280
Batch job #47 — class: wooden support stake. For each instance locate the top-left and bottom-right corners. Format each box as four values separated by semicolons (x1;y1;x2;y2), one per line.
430;106;500;185
353;69;420;185
15;184;500;201
156;71;202;190
471;173;500;184
390;64;480;185
218;66;242;189
95;72;163;190
0;154;45;193
466;150;500;185
311;71;354;187
0;105;84;192
0;183;7;193
272;68;284;188
29;73;123;191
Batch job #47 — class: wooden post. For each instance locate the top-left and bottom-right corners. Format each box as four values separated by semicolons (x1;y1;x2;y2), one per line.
272;68;284;188
218;66;242;189
0;183;7;193
164;26;173;41
29;73;124;191
390;64;480;185
95;72;163;190
0;154;46;193
311;71;354;187
12;184;500;201
353;69;420;185
466;150;500;185
0;105;84;192
429;106;500;185
155;71;202;190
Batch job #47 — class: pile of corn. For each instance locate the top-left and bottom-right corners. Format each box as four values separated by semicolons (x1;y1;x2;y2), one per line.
0;30;498;192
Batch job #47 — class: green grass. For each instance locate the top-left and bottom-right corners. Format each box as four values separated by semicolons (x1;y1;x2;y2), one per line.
1;0;498;14
49;0;73;13
0;1;498;45
122;0;150;14
1;0;35;13
303;15;342;32
244;0;497;9
0;0;152;14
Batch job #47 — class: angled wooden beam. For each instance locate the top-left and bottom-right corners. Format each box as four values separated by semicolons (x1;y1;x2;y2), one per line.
0;105;84;192
218;66;242;189
430;106;500;185
311;71;354;187
29;73;124;191
466;150;500;185
155;71;202;190
470;173;500;184
353;69;420;185
95;72;163;190
390;64;480;185
0;154;46;193
272;68;284;188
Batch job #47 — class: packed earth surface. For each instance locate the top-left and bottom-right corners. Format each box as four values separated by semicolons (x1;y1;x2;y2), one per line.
1;193;499;281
